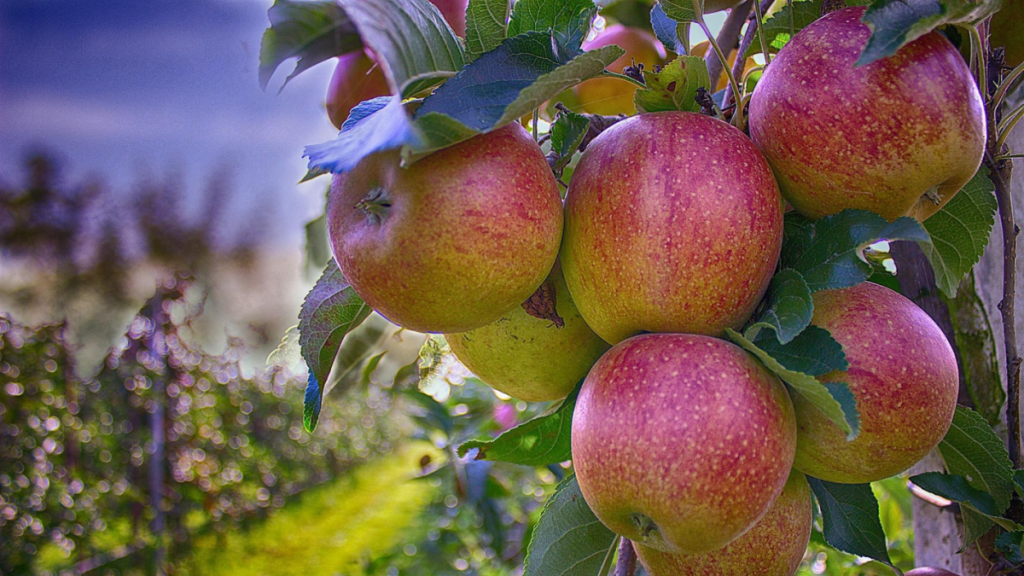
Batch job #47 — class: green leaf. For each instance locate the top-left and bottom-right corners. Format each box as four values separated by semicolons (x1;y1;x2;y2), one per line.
259;0;361;91
305;96;420;175
746;269;814;345
416;32;622;131
659;0;697;24
781;209;930;292
549;111;590;173
651;3;686;54
298;260;372;430
910;472;1000;516
303;372;323;432
920;168;998;298
746;0;823;57
634;55;711;113
1014;469;1024;497
507;0;598;52
466;0;511;61
938;406;1015;516
727;328;858;438
857;0;1002;66
523;475;618;576
361;352;387;386
750;325;848;377
996;530;1024;564
339;0;465;96
458;382;580;466
808;478;892;565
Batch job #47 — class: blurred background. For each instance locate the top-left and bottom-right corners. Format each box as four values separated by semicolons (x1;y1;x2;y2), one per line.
0;1;914;575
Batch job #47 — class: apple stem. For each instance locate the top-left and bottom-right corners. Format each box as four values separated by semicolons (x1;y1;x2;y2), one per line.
696;17;743;128
613;537;637;576
355;187;392;225
723;0;774;124
705;0;753;93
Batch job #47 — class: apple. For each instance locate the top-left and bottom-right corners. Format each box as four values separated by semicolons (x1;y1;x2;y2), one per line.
445;263;610;402
326;0;469;128
633;470;812;576
574;24;667;116
560;111;784;345
906;569;962;576
748;6;985;221
327;122;563;334
572;333;797;554
792;282;959;484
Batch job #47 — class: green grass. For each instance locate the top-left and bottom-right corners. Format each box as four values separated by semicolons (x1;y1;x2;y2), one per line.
178;444;438;576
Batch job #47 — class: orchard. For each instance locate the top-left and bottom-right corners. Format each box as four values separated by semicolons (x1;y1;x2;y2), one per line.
260;0;1024;574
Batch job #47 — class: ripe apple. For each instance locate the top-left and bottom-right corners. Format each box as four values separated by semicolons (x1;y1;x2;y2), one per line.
792;282;959;484
572;334;797;554
445;263;610;402
326;0;469;128
574;24;667;116
748;6;985;221
560;111;784;345
327;122;563;334
906;569;962;576
633;470;812;576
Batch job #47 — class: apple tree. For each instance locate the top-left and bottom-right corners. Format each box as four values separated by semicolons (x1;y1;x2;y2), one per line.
260;0;1022;573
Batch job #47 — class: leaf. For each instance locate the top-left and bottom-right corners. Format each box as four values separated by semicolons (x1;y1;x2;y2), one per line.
298;260;372;430
361;352;387;386
458;382;580;466
466;0;510;61
920;168;998;298
523;475;618;576
781;209;930;292
938;406;1015;516
745;0;823;57
305;95;421;175
259;0;361;91
745;269;814;344
727;328;858;438
910;472;1000;516
659;0;697;24
750;325;848;376
549;110;590;173
338;0;465;96
996;530;1024;564
507;0;598;52
808;478;892;565
416;32;622;131
650;3;686;54
304;372;323;432
633;55;711;113
857;0;1002;66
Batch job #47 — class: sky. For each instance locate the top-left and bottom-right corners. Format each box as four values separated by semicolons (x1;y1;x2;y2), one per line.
0;0;339;248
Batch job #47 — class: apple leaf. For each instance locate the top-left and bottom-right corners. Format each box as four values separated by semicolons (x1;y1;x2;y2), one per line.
857;0;1002;66
781;209;930;293
305;95;421;175
919;168;998;298
523;475;618;576
996;530;1024;564
549;110;590;174
457;382;579;466
506;0;598;52
808;478;892;565
727;328;859;439
751;325;848;376
650;3;687;54
938;406;1015;532
659;0;697;24
416;32;623;130
634;55;711;114
745;0;823;58
466;0;511;61
298;260;373;431
259;0;361;91
745;269;814;345
910;472;1001;516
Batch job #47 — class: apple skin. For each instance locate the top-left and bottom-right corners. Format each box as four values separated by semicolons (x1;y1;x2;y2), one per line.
792;282;959;484
560;111;784;345
429;0;468;37
906;569;962;576
574;24;667;116
633;470;812;576
326;50;391;129
445;263;610;402
572;333;797;554
327;123;563;334
749;6;985;222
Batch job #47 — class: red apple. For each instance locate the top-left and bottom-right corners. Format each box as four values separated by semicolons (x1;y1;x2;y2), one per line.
560;111;784;345
749;6;985;221
633;470;813;576
572;334;797;554
430;0;468;37
792;282;959;484
327;123;563;333
445;263;610;402
574;24;667;116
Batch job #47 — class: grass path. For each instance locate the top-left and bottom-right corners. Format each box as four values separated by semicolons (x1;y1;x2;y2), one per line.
180;444;437;576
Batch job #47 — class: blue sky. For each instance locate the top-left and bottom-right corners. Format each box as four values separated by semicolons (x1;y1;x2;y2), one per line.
0;0;339;247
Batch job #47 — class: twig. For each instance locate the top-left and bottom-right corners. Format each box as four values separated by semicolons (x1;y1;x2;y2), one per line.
723;0;774;123
614;537;637;576
705;0;753;92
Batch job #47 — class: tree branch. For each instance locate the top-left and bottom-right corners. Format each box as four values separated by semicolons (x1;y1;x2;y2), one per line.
705;0;752;91
614;537;637;576
723;0;774;117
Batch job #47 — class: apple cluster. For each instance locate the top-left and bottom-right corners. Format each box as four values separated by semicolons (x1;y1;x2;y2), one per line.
324;6;983;576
